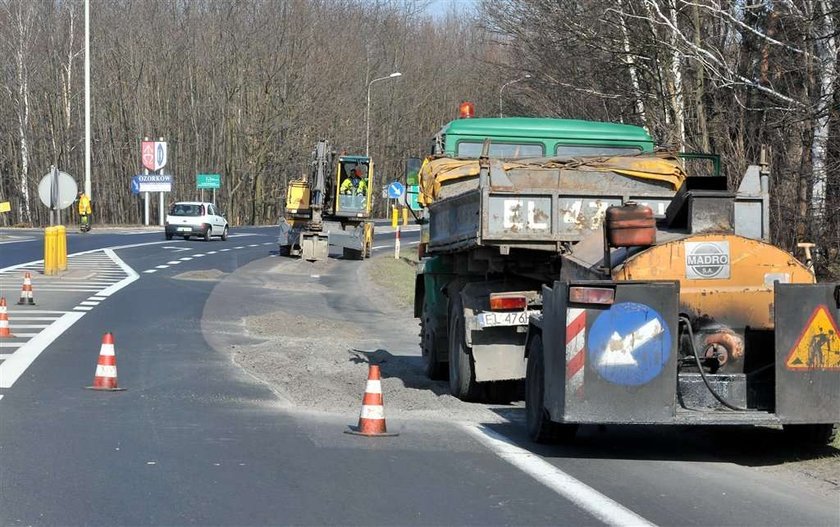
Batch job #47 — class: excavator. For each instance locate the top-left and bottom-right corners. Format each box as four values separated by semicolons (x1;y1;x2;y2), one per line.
278;140;375;261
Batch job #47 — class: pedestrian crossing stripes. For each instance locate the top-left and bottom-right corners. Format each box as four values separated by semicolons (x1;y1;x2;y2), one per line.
0;310;73;353
0;251;130;294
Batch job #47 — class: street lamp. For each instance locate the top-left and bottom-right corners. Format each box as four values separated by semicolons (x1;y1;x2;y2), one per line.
499;74;532;117
366;72;402;157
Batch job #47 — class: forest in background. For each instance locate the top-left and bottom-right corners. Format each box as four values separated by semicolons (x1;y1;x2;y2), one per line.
0;0;836;273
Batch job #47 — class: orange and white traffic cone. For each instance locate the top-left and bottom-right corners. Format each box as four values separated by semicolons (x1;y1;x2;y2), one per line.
345;364;398;437
85;333;126;391
17;272;36;305
0;297;14;338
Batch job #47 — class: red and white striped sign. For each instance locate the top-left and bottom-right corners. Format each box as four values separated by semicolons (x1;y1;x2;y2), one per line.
566;308;586;398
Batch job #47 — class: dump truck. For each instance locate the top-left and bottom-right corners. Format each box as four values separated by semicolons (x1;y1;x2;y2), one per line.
278;140;374;260
415;112;680;400
415;110;838;445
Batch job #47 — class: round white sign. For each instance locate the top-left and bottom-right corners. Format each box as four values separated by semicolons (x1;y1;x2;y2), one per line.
38;169;78;210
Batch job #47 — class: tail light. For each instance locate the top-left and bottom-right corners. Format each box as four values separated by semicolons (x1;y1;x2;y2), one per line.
569;286;615;305
489;293;527;310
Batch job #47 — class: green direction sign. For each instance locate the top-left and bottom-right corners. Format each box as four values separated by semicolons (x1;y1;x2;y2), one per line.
405;185;420;210
196;173;221;189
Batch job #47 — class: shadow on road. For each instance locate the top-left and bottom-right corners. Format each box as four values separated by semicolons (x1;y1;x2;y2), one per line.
482;408;839;467
348;348;454;397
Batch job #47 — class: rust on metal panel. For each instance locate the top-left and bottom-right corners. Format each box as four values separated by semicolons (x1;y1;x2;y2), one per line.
613;234;814;329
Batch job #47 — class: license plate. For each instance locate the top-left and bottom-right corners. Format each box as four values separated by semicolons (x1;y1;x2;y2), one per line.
178;227;191;232
477;311;531;328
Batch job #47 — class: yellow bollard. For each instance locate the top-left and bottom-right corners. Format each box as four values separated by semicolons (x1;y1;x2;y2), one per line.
56;226;67;271
391;206;398;228
402;207;409;226
44;227;58;276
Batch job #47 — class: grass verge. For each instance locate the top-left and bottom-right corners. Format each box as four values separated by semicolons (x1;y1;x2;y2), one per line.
367;249;418;309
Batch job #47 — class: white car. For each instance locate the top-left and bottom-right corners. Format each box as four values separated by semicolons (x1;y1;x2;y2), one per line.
165;201;229;241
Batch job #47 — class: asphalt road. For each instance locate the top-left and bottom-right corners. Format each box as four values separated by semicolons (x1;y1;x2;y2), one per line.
0;226;837;526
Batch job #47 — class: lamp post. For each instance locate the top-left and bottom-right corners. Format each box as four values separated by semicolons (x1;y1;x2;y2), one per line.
366;72;402;157
499;74;532;117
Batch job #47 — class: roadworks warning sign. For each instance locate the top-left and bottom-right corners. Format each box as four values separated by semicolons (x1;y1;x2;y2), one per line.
785;305;840;371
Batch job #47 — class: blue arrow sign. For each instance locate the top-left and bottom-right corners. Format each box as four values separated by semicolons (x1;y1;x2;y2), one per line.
130;176;141;195
387;181;405;199
587;302;671;386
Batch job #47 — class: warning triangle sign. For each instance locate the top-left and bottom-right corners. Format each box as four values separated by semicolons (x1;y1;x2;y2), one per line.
785;305;840;371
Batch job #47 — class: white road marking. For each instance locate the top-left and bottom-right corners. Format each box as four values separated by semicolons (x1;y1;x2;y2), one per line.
461;424;655;527
248;244;259;247
0;312;86;388
79;301;100;306
166;261;181;265
8;324;49;329
372;241;419;251
0;343;24;348
143;269;157;274
220;249;231;252
234;246;245;249
73;307;93;311
156;265;169;269
96;249;139;297
4;317;66;321
179;257;193;261
9;333;37;337
206;251;217;255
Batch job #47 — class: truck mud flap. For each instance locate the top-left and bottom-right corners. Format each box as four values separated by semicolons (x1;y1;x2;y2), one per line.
774;283;840;423
542;280;679;424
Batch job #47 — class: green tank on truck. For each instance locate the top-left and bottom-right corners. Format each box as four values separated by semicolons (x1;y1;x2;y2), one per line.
415;111;682;402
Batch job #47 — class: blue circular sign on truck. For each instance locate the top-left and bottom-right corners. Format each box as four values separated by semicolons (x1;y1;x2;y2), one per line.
587;302;671;386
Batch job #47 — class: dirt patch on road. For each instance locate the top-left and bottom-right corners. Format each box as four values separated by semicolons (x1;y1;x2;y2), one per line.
221;256;515;423
173;269;228;281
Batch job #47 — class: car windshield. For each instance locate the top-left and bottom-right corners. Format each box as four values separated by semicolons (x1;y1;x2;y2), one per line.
170;204;203;216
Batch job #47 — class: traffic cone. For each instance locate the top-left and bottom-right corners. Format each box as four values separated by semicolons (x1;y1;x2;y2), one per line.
17;272;36;305
345;364;398;437
0;297;13;338
85;333;126;391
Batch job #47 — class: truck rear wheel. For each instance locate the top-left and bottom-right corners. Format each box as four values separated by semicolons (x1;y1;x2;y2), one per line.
421;298;446;380
448;294;481;401
526;333;577;443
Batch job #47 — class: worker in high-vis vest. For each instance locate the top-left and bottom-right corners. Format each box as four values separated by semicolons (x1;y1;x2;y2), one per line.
340;166;368;196
77;191;92;232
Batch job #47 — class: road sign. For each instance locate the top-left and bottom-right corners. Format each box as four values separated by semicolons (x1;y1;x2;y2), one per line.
785;305;840;371
403;184;420;209
387;181;405;199
132;174;172;193
196;174;221;189
38;168;77;210
587;302;671;386
0;201;10;213
141;141;168;171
